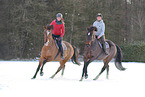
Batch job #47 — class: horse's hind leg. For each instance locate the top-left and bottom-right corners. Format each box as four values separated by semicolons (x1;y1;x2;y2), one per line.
50;61;66;79
61;65;65;76
93;62;108;80
104;54;115;79
106;65;109;79
32;58;44;79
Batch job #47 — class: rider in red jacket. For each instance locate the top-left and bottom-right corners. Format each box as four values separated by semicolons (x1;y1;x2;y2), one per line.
50;13;65;59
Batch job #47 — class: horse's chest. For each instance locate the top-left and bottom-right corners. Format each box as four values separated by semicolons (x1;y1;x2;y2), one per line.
91;45;97;51
84;49;95;59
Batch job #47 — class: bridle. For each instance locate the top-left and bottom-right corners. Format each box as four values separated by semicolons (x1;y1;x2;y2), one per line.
43;25;53;44
85;28;96;47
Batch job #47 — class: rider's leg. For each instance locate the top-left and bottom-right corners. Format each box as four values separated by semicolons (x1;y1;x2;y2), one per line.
52;34;64;59
58;37;64;59
100;36;108;55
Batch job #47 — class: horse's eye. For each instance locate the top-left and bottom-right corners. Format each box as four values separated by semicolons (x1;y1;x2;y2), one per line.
88;32;90;36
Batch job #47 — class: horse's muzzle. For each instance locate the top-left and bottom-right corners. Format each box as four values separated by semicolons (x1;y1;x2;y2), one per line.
86;40;91;47
85;44;91;47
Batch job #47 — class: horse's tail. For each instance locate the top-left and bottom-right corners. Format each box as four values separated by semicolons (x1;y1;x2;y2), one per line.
115;44;126;71
71;45;81;65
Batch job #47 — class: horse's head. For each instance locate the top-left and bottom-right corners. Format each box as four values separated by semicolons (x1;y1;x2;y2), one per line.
43;25;53;43
86;26;97;47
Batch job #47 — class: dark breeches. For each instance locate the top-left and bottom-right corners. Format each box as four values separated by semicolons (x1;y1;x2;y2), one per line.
52;34;63;56
96;35;105;44
100;35;105;44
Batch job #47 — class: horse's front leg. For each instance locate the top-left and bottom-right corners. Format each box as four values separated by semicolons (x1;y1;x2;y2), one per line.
80;56;97;81
80;60;89;81
32;58;44;79
40;59;47;76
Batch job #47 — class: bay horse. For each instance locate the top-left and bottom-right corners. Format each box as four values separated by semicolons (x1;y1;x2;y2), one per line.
80;26;126;81
32;25;80;79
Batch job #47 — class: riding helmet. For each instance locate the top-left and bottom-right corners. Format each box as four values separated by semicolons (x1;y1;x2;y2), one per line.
56;13;63;18
96;13;103;18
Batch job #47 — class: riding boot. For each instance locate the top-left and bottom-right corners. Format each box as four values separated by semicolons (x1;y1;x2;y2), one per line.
102;43;108;55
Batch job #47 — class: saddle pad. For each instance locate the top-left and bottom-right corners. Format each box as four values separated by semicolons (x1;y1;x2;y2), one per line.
62;42;67;50
45;40;67;50
105;42;109;48
98;41;109;49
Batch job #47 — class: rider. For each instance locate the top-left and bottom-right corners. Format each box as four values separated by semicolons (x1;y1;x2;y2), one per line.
93;13;108;55
50;13;65;59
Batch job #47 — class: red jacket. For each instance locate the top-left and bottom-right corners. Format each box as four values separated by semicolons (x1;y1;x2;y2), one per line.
50;20;65;37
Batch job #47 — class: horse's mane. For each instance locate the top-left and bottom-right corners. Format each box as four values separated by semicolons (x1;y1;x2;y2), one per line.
88;26;97;32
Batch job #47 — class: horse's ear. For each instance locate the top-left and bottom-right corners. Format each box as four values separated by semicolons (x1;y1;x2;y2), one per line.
86;27;89;31
46;25;53;30
43;26;47;30
50;25;53;30
93;26;97;31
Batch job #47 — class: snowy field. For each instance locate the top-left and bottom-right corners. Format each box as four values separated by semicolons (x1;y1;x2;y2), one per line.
0;61;145;97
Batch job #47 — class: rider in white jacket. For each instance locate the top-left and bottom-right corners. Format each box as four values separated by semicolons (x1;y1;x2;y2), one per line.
93;13;108;55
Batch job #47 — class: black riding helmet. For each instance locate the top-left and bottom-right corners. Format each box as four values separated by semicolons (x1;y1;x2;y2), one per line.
96;13;103;18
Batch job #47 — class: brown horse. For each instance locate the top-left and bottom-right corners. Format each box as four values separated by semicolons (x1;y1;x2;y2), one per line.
32;25;80;79
80;26;126;81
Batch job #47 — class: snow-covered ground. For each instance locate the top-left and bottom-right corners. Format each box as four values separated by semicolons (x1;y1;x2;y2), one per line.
0;61;145;97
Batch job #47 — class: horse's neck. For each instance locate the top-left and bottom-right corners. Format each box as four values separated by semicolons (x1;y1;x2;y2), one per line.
48;33;53;41
44;38;55;48
92;39;97;45
91;39;100;49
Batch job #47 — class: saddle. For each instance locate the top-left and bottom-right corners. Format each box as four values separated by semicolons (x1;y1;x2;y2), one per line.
98;40;109;49
54;40;67;50
53;40;67;60
62;42;67;50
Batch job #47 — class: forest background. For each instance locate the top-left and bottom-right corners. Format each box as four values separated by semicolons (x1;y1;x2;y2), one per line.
0;0;144;62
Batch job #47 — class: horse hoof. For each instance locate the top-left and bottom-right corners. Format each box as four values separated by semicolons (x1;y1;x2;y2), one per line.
93;78;97;80
79;77;83;81
85;75;88;79
50;76;54;79
40;72;44;76
93;77;98;80
50;75;55;79
31;77;35;79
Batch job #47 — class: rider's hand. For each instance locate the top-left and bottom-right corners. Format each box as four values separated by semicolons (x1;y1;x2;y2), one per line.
56;37;61;41
97;36;100;39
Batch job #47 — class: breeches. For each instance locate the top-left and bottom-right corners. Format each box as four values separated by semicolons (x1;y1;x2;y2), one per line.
52;34;63;55
96;35;105;44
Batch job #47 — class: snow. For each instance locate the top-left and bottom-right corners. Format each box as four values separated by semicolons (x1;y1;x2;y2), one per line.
0;61;145;97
